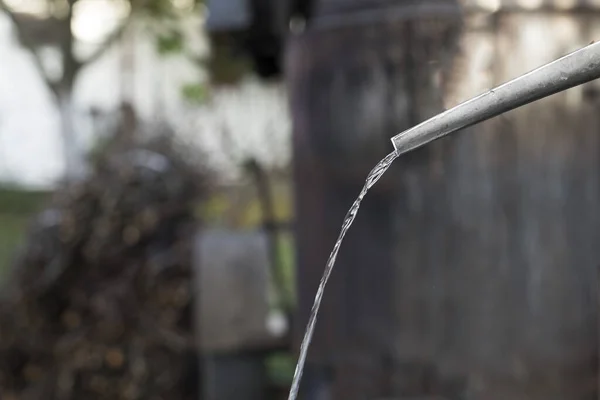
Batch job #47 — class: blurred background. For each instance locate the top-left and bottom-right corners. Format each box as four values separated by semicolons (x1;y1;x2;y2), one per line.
1;0;600;399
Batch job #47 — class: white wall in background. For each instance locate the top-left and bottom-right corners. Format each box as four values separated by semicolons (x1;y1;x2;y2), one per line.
0;13;291;189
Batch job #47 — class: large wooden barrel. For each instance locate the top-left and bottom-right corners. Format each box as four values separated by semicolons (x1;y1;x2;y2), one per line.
287;1;600;399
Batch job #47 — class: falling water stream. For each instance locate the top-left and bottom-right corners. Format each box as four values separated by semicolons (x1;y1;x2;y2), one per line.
287;150;399;400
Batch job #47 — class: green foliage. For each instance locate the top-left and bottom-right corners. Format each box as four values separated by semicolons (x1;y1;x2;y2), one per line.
140;0;179;19
277;232;297;309
135;0;211;99
0;187;49;215
156;28;184;55
0;188;50;281
266;352;296;386
181;81;208;104
0;213;28;281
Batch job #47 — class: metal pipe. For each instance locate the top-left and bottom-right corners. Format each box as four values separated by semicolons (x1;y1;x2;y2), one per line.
391;41;600;155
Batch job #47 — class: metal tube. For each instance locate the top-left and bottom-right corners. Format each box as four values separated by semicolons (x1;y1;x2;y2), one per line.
391;41;600;155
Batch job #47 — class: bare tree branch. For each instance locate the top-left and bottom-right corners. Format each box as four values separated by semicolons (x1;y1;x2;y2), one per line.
0;0;60;96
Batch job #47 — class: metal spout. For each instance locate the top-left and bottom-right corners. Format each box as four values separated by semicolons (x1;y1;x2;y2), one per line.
391;41;600;155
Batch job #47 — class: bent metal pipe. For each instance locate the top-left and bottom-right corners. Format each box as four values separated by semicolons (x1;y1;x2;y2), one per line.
392;41;600;156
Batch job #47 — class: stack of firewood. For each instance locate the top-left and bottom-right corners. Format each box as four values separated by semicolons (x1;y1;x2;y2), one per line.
0;133;209;400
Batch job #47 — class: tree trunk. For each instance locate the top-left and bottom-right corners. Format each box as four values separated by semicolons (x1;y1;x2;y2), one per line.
57;88;85;180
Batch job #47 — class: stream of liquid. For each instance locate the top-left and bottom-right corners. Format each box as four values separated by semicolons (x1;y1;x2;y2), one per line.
287;151;399;400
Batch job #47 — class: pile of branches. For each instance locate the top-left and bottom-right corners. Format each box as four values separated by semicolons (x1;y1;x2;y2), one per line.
0;134;209;400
